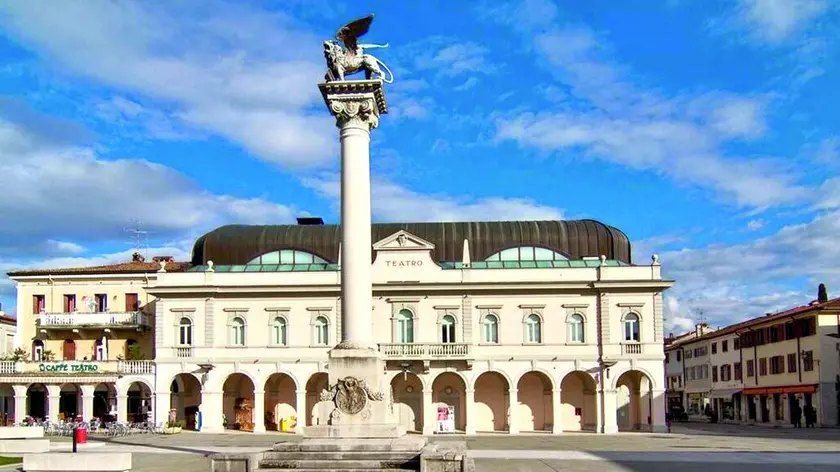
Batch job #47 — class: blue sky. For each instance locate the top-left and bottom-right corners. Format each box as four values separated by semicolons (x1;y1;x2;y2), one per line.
0;0;839;332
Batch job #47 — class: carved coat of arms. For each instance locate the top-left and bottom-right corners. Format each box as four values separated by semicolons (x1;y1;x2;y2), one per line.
320;376;384;416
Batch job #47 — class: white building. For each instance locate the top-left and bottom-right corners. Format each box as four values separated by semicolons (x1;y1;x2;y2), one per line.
708;331;743;422
7;219;673;434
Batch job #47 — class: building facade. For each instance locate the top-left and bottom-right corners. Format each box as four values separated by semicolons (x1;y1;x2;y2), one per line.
708;332;742;422
3;255;177;424
7;219;673;434
739;301;840;427
664;293;840;427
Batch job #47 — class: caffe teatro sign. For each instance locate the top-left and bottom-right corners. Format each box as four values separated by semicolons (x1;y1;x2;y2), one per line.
38;362;99;373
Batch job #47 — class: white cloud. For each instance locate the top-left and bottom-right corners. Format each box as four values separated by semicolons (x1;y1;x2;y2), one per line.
746;219;765;230
0;117;297;249
493;25;809;209
734;0;829;44
0;0;335;168
424;42;495;77
302;175;564;222
656;210;840;325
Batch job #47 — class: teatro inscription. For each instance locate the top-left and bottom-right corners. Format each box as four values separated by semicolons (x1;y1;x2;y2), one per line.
385;260;423;267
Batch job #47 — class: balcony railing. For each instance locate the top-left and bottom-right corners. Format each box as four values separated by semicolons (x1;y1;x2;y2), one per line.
0;360;155;375
175;347;194;358
38;311;148;329
621;343;643;355
378;343;471;358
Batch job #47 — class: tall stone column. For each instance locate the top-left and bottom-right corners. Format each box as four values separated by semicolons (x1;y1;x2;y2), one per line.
307;80;401;438
551;388;563;434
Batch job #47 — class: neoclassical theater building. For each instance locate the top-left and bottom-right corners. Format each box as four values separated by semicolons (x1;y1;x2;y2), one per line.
7;218;672;434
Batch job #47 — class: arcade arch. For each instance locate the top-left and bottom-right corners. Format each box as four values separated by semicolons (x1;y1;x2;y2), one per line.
615;369;655;431
560;371;597;431
264;373;297;431
391;372;423;433
516;371;554;432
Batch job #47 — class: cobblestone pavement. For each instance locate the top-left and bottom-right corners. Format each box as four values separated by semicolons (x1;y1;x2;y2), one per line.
40;423;840;471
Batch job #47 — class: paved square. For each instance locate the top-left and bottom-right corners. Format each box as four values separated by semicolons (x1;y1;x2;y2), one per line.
41;423;840;471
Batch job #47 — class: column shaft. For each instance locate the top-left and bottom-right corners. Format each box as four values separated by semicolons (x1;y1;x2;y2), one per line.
295;390;307;434
14;395;26;424
465;389;476;435
82;394;94;422
552;388;563;434
508;388;519;434
117;395;128;423
253;390;266;433
48;395;60;423
422;390;435;435
339;124;373;348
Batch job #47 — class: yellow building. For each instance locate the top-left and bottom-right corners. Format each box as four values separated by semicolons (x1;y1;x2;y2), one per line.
1;254;180;423
738;297;840;427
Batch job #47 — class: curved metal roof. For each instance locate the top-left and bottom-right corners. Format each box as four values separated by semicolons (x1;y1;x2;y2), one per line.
190;219;632;266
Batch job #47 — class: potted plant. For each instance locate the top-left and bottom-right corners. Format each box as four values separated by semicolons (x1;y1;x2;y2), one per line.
164;419;184;434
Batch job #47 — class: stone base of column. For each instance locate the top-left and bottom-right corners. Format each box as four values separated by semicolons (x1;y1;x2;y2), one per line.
303;347;404;438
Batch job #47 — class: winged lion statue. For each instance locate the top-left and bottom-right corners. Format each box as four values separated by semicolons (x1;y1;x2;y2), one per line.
323;14;394;84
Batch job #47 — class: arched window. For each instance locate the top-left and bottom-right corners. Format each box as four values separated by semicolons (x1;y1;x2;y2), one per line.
231;317;246;346
271;317;287;346
178;317;193;346
31;340;44;361
568;313;585;343
484;246;569;262
314;316;329;346
623;313;640;342
396;309;414;343
441;315;456;343
483;314;499;344
525;314;542;343
247;249;329;265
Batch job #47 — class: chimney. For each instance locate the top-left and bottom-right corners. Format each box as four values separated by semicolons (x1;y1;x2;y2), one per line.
132;252;145;263
818;283;828;303
695;324;702;337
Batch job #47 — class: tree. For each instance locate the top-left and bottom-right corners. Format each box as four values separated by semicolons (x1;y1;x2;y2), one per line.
818;283;828;303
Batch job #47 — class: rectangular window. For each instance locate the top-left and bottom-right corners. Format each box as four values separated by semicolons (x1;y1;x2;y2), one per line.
770;326;780;343
94;294;108;312
734;338;740;350
125;293;139;311
676;351;681;362
722;340;728;352
746;360;754;377
685;350;692;359
712;342;717;354
63;294;76;312
769;355;784;375
734;362;742;380
32;295;46;314
721;364;731;381
759;357;767;376
803;350;815;371
712;365;718;382
665;353;670;363
787;353;797;373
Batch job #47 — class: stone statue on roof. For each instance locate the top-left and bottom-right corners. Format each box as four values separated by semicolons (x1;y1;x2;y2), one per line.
323;14;394;83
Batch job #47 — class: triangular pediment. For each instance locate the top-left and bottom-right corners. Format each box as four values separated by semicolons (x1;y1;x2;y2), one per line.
373;230;435;251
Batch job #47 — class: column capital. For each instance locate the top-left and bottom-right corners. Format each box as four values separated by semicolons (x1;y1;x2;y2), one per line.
319;80;388;130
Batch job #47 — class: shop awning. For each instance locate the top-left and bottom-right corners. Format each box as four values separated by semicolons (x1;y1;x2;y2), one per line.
709;388;741;399
743;384;817;396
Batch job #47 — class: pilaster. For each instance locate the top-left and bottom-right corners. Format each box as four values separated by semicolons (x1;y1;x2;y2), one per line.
205;297;216;347
462;295;473;343
653;292;664;343
154;299;165;349
199;391;224;433
651;389;667;432
13;394;26;423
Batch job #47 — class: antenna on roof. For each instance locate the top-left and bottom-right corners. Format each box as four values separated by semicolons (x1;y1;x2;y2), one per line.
125;220;154;260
